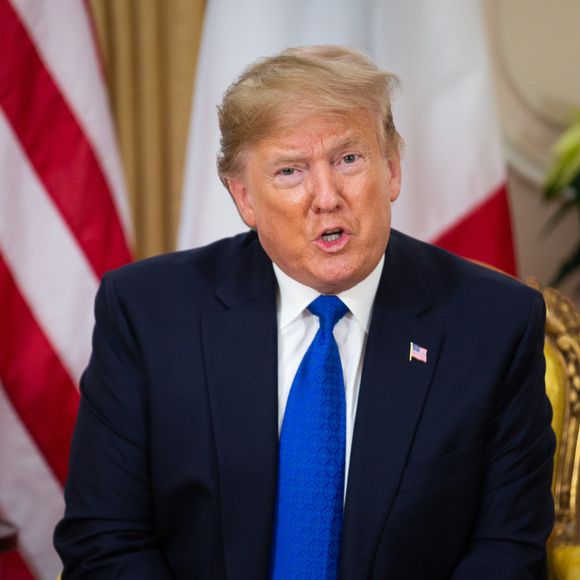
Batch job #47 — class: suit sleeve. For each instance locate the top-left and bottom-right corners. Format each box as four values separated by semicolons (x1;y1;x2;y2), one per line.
54;273;174;579
451;291;555;579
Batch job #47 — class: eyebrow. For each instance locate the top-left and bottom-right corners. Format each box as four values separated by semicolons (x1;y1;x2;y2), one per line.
267;135;368;166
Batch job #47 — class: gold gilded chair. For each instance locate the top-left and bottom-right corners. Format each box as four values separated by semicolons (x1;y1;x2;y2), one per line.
527;280;580;579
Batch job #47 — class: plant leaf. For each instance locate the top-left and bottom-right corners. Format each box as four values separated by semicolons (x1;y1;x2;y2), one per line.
550;242;580;287
544;121;580;197
541;199;576;235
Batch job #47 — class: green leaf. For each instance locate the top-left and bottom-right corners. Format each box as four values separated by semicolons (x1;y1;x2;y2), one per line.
541;199;576;235
551;242;580;287
544;121;580;197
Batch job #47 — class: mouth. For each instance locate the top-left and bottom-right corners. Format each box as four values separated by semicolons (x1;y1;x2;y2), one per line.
315;228;350;252
321;228;343;242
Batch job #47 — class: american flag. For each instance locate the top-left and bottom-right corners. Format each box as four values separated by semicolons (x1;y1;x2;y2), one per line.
0;1;132;577
409;342;428;363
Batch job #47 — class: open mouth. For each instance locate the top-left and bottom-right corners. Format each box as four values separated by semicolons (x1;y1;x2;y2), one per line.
321;228;343;242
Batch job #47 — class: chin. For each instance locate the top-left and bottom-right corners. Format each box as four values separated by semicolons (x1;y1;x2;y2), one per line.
310;270;362;295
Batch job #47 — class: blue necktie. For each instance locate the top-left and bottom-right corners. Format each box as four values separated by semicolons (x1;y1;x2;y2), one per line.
271;295;348;580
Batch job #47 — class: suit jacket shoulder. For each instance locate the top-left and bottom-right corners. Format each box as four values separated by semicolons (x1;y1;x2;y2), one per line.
384;229;543;334
102;230;272;315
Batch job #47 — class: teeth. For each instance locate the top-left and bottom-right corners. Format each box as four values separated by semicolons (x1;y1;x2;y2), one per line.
322;230;342;242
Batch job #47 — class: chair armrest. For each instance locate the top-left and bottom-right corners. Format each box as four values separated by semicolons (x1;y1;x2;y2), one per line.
551;544;580;580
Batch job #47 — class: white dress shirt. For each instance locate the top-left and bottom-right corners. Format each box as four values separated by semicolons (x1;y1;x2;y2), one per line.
273;257;384;488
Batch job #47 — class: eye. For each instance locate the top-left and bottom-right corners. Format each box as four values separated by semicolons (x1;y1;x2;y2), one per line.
342;153;359;164
273;165;303;187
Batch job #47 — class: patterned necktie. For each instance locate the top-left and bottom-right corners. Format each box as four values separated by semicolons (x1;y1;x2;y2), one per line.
271;295;348;580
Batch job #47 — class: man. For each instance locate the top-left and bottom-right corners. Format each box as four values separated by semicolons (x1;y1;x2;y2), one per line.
54;46;554;579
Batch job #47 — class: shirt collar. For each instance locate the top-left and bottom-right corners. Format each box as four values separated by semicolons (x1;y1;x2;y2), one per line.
273;255;384;333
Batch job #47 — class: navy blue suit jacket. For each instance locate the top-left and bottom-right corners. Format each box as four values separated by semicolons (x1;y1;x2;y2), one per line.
54;230;554;579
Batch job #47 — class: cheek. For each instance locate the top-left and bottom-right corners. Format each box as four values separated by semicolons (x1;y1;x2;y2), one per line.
358;206;392;254
359;187;392;227
255;195;307;231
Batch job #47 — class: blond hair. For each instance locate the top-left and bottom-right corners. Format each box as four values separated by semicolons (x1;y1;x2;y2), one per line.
217;45;402;184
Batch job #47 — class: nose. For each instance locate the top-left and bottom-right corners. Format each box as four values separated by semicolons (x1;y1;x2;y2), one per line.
308;165;342;213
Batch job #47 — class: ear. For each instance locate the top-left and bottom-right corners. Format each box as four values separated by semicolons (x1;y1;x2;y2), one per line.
386;153;402;202
227;177;257;228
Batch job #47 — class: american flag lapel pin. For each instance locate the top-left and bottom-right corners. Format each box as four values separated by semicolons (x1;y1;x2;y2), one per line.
409;341;428;363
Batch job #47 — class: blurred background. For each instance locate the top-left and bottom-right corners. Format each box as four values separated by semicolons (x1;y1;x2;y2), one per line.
1;0;579;578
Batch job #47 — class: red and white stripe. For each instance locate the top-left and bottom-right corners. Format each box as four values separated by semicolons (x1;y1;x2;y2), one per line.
0;1;132;578
178;0;515;274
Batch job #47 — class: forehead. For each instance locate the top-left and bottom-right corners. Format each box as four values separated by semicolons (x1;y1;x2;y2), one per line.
250;112;382;161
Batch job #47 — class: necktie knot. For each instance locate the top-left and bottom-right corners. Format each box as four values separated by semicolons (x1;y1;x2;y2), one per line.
308;295;348;331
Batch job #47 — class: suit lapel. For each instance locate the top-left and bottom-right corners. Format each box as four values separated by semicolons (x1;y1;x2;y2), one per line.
340;233;443;579
201;239;278;580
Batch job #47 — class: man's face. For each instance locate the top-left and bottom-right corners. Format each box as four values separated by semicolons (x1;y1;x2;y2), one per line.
228;112;402;294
